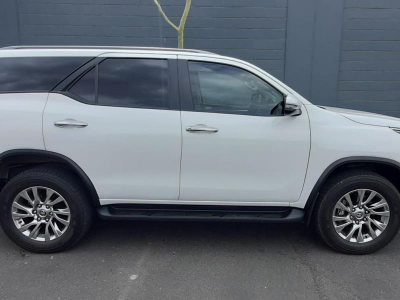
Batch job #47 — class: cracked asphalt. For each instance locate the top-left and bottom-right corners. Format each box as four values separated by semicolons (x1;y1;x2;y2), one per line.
1;219;400;300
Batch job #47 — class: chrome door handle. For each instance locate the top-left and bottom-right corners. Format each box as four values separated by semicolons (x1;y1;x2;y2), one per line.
54;119;88;128
186;125;218;133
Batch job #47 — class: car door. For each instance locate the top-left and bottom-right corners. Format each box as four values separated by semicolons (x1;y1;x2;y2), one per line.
178;56;311;205
43;53;182;204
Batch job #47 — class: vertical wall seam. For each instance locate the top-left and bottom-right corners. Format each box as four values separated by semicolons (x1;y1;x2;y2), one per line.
309;0;318;102
310;0;345;106
16;0;21;44
335;2;346;108
283;0;289;82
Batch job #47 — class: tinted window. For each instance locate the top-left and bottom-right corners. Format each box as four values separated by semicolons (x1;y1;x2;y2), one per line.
188;62;284;116
68;67;96;103
98;59;169;109
0;57;91;92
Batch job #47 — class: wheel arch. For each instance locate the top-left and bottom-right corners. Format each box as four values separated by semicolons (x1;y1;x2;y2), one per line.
304;156;400;225
0;149;100;207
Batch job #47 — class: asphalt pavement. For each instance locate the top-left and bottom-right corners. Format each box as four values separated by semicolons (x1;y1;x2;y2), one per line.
1;219;400;300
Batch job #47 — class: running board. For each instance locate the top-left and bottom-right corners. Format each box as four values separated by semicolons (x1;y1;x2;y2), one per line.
97;204;305;223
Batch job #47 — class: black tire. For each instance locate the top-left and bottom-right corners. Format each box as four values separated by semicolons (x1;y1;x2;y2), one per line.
314;169;400;254
0;166;93;253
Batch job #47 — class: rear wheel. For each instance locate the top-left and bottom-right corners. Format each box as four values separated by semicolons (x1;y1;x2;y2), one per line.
314;170;400;254
0;166;93;253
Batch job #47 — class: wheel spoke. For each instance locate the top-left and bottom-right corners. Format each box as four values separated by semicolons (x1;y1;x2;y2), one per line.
367;220;377;239
357;190;366;206
19;190;35;206
50;221;62;238
345;224;359;241
54;214;69;226
370;218;387;231
54;208;70;216
334;221;352;232
29;223;41;239
370;210;390;217
335;201;350;212
12;202;32;214
31;187;41;206
48;196;64;206
344;194;353;210
369;200;388;210
356;225;364;243
333;216;350;222
362;191;377;206
44;223;51;241
12;211;32;219
43;190;55;205
19;221;35;233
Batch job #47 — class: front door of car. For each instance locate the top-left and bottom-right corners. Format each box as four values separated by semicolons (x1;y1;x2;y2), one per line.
178;57;311;205
43;54;182;204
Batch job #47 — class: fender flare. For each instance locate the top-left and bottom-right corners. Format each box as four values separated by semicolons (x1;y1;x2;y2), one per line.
0;149;100;207
304;156;400;224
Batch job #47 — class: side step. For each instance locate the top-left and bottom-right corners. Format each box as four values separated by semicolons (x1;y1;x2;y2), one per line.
97;204;305;223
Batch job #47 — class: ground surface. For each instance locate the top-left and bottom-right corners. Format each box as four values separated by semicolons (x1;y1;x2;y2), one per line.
1;219;400;300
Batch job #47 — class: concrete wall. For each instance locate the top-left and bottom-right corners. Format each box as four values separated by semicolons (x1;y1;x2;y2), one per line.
1;0;399;116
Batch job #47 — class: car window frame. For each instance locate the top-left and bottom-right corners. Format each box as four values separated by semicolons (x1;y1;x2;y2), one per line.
52;54;180;111
65;65;98;104
177;56;287;117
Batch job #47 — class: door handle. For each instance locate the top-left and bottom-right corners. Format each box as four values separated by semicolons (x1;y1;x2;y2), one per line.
186;125;218;133
54;119;88;128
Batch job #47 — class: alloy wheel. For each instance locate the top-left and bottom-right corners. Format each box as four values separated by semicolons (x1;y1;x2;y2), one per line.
332;189;390;243
11;186;71;242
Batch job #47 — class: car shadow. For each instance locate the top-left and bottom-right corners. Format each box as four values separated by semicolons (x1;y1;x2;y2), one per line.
80;218;330;254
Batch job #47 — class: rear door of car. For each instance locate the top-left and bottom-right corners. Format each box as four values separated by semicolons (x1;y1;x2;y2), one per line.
43;53;182;204
0;55;92;154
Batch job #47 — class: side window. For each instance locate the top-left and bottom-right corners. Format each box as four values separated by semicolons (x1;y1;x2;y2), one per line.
98;58;169;109
68;67;96;103
0;57;91;92
188;62;284;116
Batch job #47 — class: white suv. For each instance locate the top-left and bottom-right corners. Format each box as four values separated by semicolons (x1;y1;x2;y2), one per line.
0;46;399;254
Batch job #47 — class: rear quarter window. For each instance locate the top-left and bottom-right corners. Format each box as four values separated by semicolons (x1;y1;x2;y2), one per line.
97;58;169;109
0;57;92;93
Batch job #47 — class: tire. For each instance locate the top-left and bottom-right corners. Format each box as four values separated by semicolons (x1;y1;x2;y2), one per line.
0;166;93;253
314;169;400;254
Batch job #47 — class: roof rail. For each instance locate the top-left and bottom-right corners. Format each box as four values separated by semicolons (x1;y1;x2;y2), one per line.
1;45;215;55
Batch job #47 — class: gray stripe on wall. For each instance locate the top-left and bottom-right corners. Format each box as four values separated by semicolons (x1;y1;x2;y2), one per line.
0;0;20;47
284;0;317;100
310;0;345;107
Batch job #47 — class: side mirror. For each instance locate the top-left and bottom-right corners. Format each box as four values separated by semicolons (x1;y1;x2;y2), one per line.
285;103;302;116
284;94;302;116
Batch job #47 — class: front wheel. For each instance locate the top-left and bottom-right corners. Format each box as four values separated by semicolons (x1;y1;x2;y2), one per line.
0;166;93;253
314;170;400;254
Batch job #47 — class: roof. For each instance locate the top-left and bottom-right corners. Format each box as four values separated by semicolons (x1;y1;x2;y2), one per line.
1;45;214;55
